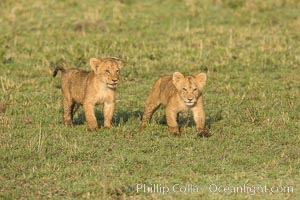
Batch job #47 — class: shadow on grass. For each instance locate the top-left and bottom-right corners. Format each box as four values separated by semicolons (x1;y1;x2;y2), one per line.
158;110;223;129
72;108;222;129
73;109;143;126
206;110;223;128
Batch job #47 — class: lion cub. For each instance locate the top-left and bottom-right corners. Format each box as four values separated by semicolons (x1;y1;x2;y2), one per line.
53;57;122;131
141;72;210;136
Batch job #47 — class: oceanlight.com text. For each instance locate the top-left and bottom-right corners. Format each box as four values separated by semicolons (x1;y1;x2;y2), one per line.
209;184;294;195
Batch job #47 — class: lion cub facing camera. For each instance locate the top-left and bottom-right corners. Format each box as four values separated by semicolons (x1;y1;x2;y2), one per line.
53;57;122;131
141;72;210;137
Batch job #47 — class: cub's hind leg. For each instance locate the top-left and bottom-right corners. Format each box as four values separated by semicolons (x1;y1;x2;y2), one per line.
61;76;73;126
141;99;161;129
141;79;162;129
62;94;73;126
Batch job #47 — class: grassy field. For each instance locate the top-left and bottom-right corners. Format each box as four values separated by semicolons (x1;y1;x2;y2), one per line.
0;0;299;199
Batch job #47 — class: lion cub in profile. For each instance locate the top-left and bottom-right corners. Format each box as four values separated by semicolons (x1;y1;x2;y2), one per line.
53;57;122;131
141;72;210;136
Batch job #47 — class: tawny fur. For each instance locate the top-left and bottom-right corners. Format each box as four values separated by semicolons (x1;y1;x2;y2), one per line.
53;57;122;131
141;72;209;136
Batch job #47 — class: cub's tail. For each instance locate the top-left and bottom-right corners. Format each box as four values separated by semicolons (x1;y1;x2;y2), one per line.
53;66;65;77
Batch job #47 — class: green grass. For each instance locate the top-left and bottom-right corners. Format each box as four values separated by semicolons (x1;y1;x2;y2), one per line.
1;0;300;199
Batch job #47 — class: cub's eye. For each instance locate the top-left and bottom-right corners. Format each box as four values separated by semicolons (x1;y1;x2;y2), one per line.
193;88;197;92
182;88;187;91
105;70;110;74
116;70;120;73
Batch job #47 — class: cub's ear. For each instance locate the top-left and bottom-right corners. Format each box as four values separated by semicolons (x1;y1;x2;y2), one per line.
172;72;184;89
90;58;101;74
172;72;184;83
196;73;207;90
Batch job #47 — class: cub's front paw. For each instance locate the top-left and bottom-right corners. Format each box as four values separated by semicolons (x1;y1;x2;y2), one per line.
104;126;111;130
197;128;211;137
168;126;181;137
87;126;99;132
141;122;147;130
64;120;73;126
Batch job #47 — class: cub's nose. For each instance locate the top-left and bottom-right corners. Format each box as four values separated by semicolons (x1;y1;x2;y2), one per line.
188;98;193;101
112;79;118;83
